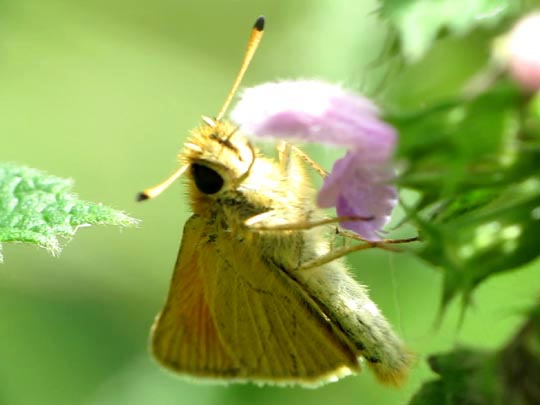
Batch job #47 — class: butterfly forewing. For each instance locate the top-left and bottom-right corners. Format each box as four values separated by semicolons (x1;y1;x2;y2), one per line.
151;215;240;377
151;214;362;386
205;231;362;385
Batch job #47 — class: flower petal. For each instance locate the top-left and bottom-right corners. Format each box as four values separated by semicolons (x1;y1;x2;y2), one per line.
507;12;540;92
318;151;398;241
230;80;399;240
230;80;396;153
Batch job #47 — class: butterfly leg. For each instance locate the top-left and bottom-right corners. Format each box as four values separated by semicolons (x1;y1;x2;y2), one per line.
275;143;418;246
245;212;373;230
245;211;418;266
277;141;328;178
290;145;328;177
299;237;418;270
280;145;358;242
277;141;292;175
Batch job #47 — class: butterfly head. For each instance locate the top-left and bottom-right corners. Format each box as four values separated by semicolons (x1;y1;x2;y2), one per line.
180;117;256;201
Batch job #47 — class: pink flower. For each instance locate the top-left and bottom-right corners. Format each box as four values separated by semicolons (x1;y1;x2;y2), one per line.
507;12;540;92
230;80;398;241
317;150;398;241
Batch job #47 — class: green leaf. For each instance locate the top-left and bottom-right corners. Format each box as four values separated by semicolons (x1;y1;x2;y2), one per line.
390;81;540;311
0;164;139;261
380;0;521;61
420;177;540;309
410;302;540;404
409;348;501;404
392;83;522;198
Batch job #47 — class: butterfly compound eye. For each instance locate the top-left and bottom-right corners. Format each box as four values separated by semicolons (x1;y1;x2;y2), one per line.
191;163;224;194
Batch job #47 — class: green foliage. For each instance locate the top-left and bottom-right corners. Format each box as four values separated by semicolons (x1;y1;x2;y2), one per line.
379;1;540;401
0;1;539;404
0;164;138;261
379;0;521;61
389;86;540;310
411;302;540;405
410;349;500;404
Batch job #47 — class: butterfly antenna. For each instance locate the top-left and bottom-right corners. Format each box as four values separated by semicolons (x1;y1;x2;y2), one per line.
137;17;264;202
215;16;265;122
136;165;189;201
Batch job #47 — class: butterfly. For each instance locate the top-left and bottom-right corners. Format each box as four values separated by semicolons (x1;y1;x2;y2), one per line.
139;16;413;387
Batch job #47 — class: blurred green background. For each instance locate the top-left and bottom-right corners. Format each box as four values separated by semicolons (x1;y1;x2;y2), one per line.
1;1;539;404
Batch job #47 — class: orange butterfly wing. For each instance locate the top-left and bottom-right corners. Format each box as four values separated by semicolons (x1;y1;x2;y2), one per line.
151;215;239;377
151;214;361;385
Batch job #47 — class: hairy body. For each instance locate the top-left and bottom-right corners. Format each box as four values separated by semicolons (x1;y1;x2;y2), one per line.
150;120;413;386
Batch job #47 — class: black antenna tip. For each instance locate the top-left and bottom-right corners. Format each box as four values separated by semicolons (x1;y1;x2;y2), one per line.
136;192;149;202
253;16;265;31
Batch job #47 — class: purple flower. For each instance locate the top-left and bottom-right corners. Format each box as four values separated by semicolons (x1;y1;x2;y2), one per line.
317;150;398;241
230;80;398;241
